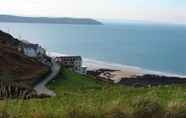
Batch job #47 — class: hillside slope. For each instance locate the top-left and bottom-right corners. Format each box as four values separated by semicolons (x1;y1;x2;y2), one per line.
0;30;49;84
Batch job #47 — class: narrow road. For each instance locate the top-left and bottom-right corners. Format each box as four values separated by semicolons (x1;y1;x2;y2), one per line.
34;59;61;96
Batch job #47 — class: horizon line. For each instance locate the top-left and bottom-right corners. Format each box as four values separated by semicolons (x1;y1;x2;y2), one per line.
1;14;186;26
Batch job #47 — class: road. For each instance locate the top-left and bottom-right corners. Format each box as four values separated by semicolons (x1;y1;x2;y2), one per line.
34;60;61;96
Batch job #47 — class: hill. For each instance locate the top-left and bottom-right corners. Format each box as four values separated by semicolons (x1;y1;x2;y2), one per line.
0;68;185;117
0;15;102;25
0;30;21;47
0;30;49;85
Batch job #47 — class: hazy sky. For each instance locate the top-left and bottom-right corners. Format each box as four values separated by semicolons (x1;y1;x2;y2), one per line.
0;0;186;24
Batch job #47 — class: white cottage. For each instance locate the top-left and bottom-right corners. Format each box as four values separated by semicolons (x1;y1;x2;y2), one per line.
20;40;46;58
17;40;52;67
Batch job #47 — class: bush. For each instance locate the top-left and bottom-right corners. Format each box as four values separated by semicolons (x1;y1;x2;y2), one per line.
0;111;9;118
0;103;9;118
103;107;129;118
164;101;186;118
132;97;164;118
31;112;60;118
36;94;50;99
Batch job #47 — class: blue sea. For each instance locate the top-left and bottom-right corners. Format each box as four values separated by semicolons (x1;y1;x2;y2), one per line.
0;22;186;76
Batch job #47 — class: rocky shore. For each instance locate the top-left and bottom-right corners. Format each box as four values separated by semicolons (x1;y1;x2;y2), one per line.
120;74;186;86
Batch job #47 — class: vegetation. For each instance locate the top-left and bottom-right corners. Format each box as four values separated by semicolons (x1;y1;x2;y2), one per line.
0;68;186;117
0;72;36;99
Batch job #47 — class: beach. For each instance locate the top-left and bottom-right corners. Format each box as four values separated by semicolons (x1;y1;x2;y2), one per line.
83;58;144;83
48;52;144;83
48;52;186;84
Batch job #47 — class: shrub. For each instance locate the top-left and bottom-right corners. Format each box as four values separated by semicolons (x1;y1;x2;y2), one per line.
0;103;9;118
36;94;50;99
31;112;60;118
103;107;129;118
164;101;186;118
132;97;164;118
0;111;9;118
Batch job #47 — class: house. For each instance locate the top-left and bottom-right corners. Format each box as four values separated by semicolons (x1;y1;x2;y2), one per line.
19;40;46;58
17;40;52;67
55;56;87;75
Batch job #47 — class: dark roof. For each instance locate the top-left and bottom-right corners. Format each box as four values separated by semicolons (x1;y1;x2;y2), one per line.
22;43;39;50
56;56;82;60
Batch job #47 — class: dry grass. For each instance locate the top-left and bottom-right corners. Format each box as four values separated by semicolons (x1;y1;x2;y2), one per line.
103;107;129;118
132;97;164;118
164;101;186;118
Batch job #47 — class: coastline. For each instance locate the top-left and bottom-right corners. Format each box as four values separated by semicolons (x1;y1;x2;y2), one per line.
48;52;186;83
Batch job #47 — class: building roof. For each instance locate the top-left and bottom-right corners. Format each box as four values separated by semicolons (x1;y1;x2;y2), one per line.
22;42;39;50
21;40;31;45
56;56;82;60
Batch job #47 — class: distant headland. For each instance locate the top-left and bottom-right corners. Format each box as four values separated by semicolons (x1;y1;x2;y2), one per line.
0;15;102;25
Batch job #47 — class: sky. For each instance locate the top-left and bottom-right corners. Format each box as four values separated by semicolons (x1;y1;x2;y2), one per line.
0;0;186;24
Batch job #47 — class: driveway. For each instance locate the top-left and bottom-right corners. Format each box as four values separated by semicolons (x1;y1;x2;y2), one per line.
34;60;61;96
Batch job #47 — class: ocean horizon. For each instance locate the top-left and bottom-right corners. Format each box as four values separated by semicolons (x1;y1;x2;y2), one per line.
0;22;186;77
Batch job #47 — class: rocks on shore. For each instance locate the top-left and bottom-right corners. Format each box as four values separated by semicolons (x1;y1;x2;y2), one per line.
88;69;186;86
87;69;118;82
120;74;186;87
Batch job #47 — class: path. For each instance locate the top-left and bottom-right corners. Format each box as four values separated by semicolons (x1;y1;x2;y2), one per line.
34;59;61;96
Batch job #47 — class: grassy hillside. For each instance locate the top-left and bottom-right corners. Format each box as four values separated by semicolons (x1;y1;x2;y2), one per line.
1;68;186;117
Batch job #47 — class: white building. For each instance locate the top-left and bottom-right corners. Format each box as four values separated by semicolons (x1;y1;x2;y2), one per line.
55;56;87;75
17;40;52;66
19;40;46;58
23;44;45;57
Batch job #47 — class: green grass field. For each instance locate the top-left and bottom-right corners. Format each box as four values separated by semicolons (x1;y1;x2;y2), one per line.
1;68;186;118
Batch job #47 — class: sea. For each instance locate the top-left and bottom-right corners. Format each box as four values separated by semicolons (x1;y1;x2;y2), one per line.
0;22;186;76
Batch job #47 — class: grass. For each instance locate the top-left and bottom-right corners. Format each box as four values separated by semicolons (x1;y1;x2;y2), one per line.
1;68;186;117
